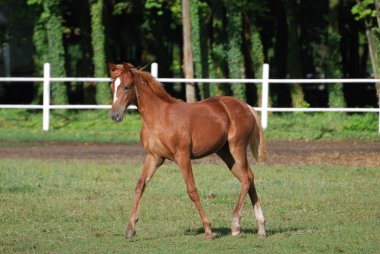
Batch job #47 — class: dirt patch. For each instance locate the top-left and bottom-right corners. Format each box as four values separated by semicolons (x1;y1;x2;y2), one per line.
1;140;379;167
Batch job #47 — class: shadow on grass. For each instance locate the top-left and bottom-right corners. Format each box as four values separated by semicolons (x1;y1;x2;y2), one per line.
184;226;304;238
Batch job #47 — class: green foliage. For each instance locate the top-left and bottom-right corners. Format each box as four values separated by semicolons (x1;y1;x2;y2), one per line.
225;1;246;101
266;113;380;140
283;0;305;108
351;0;376;20
145;0;165;14
26;0;43;5
31;17;48;104
113;2;133;15
90;0;110;105
28;0;69;105
1;160;379;252
342;113;378;131
45;0;68;105
145;0;181;22
191;0;209;99
325;14;346;108
251;28;265;106
1;0;379;111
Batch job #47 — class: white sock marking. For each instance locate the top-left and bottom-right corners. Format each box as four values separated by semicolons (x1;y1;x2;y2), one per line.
254;204;265;225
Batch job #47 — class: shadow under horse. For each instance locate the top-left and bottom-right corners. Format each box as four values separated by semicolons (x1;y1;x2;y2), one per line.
108;63;267;240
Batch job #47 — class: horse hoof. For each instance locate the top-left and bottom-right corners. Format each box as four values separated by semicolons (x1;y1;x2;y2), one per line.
231;226;241;236
126;229;136;239
257;229;267;238
257;230;266;238
205;233;215;240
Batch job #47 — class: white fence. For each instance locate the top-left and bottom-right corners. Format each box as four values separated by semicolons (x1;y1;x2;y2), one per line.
0;63;380;132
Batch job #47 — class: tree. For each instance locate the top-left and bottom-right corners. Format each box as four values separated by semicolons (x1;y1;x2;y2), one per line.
43;0;68;105
90;0;109;105
240;0;269;106
326;0;346;108
181;0;196;102
25;0;67;105
251;28;265;106
190;0;209;99
225;1;246;101
283;0;305;107
28;0;68;105
206;0;229;97
352;0;380;107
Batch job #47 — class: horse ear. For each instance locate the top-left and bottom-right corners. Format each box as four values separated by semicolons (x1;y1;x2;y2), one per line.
109;63;116;73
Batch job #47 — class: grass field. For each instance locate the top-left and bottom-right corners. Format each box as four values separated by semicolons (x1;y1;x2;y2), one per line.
0;109;379;143
1;159;379;253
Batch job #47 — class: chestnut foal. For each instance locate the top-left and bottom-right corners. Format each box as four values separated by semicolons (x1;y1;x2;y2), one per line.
109;63;266;239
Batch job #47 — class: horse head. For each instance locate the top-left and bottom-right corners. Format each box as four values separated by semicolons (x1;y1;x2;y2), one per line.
109;62;137;122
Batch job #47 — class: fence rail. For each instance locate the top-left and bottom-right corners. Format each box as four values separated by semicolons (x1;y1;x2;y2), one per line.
0;63;379;132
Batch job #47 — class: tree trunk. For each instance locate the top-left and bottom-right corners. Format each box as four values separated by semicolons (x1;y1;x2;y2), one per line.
225;1;246;101
375;0;380;28
90;0;109;105
283;0;305;107
44;0;68;105
32;16;48;104
251;27;265;107
242;14;256;106
364;2;380;109
366;27;380;105
181;0;196;102
327;0;346;108
190;1;209;99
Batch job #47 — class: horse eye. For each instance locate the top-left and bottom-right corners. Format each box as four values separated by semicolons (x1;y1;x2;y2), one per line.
123;85;129;91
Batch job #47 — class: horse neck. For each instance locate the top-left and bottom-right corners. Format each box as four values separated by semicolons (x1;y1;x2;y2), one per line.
134;75;171;124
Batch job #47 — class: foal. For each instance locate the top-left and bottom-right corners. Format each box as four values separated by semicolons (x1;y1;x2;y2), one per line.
109;63;266;239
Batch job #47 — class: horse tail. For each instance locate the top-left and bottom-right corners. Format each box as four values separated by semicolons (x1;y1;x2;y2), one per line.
248;106;267;163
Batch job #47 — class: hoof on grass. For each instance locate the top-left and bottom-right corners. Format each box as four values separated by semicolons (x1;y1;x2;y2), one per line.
125;229;136;239
204;233;215;240
231;226;241;236
257;231;266;238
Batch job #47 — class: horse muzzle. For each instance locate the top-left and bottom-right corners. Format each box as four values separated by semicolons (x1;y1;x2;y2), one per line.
110;112;123;122
110;105;127;122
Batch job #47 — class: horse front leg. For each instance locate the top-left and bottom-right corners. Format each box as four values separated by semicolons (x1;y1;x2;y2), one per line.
176;153;214;240
126;154;164;238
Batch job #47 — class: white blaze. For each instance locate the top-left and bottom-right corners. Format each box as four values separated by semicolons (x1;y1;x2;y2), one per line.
113;77;121;103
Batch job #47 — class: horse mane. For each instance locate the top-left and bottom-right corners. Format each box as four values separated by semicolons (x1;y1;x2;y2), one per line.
134;68;179;103
111;63;179;103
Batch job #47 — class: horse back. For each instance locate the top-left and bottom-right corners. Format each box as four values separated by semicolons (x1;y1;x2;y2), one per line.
176;96;254;158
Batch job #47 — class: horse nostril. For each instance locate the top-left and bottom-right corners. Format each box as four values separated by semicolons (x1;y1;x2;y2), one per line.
111;112;119;121
111;112;123;122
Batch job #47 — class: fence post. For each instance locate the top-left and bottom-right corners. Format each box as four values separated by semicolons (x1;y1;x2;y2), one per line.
151;62;158;78
261;64;269;130
42;63;50;131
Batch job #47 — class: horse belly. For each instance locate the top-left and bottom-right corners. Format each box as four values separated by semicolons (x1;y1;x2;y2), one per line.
190;123;227;159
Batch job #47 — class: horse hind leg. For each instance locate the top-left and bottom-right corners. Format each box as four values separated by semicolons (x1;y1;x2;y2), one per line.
217;144;251;236
218;143;266;237
247;170;266;237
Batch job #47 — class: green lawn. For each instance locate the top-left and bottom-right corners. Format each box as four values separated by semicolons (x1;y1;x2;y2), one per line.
1;159;379;253
0;109;379;143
